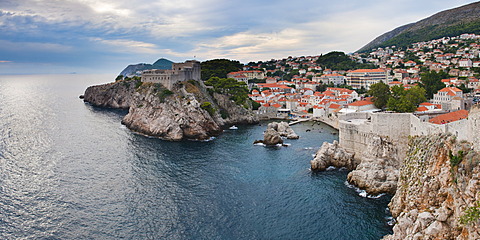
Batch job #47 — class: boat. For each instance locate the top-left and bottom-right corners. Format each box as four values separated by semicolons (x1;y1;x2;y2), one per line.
229;125;238;130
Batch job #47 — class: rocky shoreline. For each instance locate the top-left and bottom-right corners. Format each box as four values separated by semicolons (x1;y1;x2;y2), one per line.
311;131;480;239
83;79;258;141
311;134;399;195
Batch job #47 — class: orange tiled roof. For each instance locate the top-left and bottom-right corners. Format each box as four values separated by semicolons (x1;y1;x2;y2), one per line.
271;103;282;108
438;87;462;96
348;100;374;107
329;103;341;109
416;106;429;112
429;110;468;124
349;68;385;73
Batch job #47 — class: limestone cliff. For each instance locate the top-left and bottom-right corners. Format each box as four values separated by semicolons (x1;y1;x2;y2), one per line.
383;134;480;240
83;81;135;109
84;79;258;141
311;135;399;195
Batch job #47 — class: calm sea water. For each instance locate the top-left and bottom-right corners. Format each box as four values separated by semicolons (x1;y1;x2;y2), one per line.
0;74;392;240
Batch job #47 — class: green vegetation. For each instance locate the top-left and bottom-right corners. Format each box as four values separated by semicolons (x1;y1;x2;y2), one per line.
115;75;124;81
201;59;243;81
200;102;216;116
375;20;480;50
368;82;391;109
219;109;229;119
449;150;464;167
460;201;480;225
420;71;449;99
369;83;426;112
148;83;174;102
251;100;261;110
316;51;375;71
135;81;143;88
205;77;249;105
387;85;426;113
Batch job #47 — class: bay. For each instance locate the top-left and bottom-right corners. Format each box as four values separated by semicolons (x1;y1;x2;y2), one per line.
0;74;392;239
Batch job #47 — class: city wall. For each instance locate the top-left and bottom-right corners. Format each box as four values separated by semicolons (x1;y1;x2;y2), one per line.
339;107;479;162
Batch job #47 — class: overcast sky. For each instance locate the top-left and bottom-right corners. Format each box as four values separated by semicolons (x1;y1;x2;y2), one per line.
0;0;478;74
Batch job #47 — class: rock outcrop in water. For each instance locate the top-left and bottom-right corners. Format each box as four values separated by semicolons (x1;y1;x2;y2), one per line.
311;135;399;195
84;79;258;141
269;122;299;139
311;141;356;171
258;122;299;146
263;127;283;146
383;134;480;240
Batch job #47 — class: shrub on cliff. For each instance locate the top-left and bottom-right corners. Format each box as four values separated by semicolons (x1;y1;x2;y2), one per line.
200;102;216;116
205;77;249;105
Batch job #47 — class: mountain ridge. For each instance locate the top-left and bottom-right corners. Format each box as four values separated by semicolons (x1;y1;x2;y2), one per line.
358;1;480;52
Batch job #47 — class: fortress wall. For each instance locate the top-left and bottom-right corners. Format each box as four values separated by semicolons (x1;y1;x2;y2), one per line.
338;112;370;121
339;109;480;164
468;105;480;150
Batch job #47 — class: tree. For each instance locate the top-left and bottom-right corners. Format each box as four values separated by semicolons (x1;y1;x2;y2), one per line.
420;70;449;99
316;51;375;70
201;59;243;81
368;82;391;109
387;85;426;113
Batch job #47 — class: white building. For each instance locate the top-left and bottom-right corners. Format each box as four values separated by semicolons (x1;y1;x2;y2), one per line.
346;69;388;90
432;87;464;111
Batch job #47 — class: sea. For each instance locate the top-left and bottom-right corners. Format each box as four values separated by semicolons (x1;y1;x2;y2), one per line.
0;74;393;240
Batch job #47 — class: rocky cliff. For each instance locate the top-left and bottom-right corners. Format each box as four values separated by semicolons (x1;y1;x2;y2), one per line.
383;134;480;240
84;79;258;141
312;134;400;195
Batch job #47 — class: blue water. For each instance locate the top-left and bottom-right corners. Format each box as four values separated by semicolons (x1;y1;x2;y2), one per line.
0;74;392;239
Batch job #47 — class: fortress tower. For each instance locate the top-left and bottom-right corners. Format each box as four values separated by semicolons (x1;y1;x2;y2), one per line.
141;60;201;90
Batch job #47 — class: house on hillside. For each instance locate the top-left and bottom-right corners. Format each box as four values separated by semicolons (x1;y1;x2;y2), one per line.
432;87;465;111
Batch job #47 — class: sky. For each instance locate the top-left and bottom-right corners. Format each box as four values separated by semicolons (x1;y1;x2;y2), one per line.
0;0;479;75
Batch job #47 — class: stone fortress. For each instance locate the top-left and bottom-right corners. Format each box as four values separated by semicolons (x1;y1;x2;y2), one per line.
338;105;480;163
141;60;201;90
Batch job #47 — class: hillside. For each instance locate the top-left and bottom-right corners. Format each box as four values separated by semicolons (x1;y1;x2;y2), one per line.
358;1;480;52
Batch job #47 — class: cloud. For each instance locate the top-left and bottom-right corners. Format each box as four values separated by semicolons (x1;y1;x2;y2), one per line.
0;60;12;63
0;40;73;53
1;0;479;74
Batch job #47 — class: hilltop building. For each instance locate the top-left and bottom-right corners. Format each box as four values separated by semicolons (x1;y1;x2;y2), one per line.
141;60;201;90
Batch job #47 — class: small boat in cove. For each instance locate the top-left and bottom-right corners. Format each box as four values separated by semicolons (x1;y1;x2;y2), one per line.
229;125;238;130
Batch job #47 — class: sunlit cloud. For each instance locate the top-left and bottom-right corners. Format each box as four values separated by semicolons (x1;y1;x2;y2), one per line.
0;0;478;74
0;60;12;63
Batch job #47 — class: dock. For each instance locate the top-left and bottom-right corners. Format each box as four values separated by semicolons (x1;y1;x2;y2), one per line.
288;118;312;126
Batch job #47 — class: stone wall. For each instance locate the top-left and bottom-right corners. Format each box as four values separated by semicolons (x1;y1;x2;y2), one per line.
141;60;201;90
339;109;478;163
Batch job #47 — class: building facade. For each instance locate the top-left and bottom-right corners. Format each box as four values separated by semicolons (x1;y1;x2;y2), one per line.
141;60;201;90
346;69;388;90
